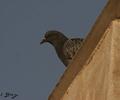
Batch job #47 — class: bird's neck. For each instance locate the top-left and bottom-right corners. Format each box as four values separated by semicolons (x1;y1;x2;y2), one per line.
54;42;64;53
53;40;66;61
51;37;68;50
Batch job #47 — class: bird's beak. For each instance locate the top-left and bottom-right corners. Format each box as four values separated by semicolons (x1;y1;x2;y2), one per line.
40;37;47;44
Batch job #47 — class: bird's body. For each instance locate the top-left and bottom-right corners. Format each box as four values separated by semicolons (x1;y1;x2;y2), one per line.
63;38;83;65
40;30;84;67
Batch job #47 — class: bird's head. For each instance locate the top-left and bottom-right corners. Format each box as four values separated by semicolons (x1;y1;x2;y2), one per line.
40;30;68;46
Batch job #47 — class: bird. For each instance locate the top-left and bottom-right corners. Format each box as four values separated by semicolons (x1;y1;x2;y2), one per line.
40;30;84;67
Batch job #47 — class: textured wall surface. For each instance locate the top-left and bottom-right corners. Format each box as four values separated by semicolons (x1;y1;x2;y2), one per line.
61;19;120;100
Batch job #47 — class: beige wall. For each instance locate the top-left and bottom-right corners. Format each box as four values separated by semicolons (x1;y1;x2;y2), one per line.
61;20;120;100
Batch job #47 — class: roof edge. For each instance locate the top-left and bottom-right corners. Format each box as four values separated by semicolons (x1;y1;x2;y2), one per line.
48;0;120;100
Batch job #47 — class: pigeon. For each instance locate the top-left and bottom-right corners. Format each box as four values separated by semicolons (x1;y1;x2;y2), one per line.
40;30;84;67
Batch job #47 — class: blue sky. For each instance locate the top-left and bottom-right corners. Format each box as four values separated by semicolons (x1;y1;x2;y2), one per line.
0;0;107;100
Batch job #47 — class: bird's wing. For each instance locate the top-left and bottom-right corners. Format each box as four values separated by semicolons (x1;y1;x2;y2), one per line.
63;38;84;60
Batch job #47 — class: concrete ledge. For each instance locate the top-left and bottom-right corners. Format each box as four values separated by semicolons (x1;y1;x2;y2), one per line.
48;0;120;100
62;19;120;100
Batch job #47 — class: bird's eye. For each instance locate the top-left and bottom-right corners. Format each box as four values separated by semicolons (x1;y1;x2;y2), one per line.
45;33;50;38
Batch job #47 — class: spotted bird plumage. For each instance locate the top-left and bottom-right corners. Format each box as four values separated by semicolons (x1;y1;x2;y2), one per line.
40;30;84;67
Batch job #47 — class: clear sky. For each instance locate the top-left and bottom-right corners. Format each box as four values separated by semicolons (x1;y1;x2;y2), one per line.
0;0;107;100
